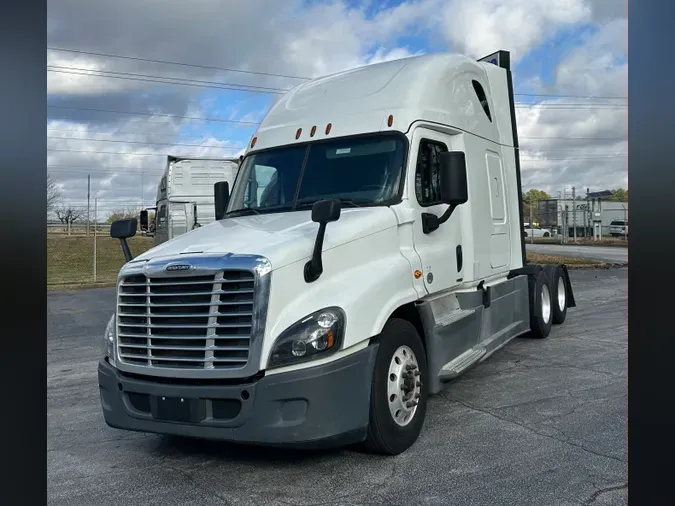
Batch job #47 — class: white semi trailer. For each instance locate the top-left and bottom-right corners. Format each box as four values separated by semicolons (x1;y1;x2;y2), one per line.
140;156;240;245
102;50;576;455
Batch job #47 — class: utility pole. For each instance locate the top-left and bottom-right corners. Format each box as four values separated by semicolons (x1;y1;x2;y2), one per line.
87;174;91;236
529;200;533;244
93;198;98;283
572;186;577;243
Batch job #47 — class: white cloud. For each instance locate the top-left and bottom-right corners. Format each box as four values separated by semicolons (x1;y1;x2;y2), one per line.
47;0;627;204
438;0;591;60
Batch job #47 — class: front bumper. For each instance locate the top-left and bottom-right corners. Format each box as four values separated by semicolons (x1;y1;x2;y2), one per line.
98;344;378;449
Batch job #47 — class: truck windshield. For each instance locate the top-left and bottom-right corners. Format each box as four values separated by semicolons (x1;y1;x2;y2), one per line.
226;134;406;215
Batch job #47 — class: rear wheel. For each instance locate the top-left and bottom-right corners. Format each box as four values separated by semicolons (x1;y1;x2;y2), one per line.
544;265;568;324
527;270;553;338
364;319;428;455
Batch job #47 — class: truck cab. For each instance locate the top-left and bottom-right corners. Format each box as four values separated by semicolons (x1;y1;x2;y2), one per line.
100;50;576;455
140;156;240;245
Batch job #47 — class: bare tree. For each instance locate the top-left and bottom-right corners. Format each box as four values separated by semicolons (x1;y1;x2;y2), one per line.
55;207;85;235
47;174;61;212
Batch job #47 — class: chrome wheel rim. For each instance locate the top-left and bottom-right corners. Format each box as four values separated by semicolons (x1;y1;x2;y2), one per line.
557;276;566;311
387;345;421;427
541;284;552;324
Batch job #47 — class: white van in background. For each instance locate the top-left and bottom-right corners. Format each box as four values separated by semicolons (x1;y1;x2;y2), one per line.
140;156;240;245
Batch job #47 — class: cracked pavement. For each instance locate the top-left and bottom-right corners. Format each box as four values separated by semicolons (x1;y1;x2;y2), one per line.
48;269;627;506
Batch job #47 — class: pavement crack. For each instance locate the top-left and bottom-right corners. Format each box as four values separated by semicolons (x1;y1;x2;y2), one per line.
583;482;627;505
450;399;624;464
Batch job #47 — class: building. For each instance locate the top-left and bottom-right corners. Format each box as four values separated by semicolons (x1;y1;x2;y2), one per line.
537;198;628;238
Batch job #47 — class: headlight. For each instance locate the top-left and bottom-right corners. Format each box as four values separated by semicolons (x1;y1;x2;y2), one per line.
103;313;116;366
268;307;345;369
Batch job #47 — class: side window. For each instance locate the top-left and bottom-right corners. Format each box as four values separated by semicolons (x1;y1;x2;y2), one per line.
415;139;448;206
472;80;492;122
244;165;278;207
160;176;167;191
157;204;167;228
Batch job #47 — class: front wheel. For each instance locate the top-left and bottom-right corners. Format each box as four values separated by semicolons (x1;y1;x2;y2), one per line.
364;318;428;455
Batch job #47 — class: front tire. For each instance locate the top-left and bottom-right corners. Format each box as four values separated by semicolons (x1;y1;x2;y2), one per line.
364;319;428;455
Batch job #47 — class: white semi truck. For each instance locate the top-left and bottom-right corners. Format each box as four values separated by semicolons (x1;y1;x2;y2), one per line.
101;50;576;455
140;156;240;245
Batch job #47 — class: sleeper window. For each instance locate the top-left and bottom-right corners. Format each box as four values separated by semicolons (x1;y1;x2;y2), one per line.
472;80;492;121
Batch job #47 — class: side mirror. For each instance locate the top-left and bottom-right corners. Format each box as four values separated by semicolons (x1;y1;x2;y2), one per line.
110;218;137;239
311;199;341;224
422;151;468;234
305;199;342;283
439;151;468;206
214;181;230;220
110;218;137;262
139;210;149;231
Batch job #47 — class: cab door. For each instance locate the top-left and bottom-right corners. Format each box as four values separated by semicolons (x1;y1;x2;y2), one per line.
409;127;464;294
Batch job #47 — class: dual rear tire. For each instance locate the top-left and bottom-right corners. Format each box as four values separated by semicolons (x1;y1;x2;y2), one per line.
528;265;568;338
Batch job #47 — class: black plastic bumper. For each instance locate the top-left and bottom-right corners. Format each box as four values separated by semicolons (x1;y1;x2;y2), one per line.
98;344;378;449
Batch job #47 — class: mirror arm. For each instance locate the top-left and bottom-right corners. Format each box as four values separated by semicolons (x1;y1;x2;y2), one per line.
422;204;457;234
304;222;327;283
119;239;133;262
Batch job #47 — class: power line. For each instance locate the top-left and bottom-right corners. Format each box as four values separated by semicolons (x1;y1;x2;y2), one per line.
47;47;311;81
48;67;287;95
48;135;247;150
48;147;242;156
50;66;627;105
48;136;624;155
48;64;289;93
521;135;625;141
515;92;626;100
47;47;627;100
520;155;627;160
46;124;625;143
47;104;261;125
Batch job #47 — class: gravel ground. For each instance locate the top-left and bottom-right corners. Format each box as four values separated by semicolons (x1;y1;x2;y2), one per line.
48;268;627;506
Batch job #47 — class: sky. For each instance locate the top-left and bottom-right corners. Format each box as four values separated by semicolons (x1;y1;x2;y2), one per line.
47;0;627;219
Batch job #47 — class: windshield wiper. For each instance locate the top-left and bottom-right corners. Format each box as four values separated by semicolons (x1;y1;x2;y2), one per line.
295;198;372;210
225;207;261;217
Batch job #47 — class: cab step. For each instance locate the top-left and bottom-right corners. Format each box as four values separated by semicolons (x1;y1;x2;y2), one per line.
438;347;487;381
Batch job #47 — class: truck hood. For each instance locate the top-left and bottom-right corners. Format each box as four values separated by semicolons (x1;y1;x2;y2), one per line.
133;207;399;270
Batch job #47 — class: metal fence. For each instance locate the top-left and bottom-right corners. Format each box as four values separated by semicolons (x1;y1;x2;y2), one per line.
530;198;628;244
47;223;155;287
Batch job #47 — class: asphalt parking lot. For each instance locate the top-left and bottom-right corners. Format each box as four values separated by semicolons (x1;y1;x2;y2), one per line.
48;268;627;506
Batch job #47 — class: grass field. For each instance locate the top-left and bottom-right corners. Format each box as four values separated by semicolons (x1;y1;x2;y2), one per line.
528;237;628;247
47;234;608;289
48;235;155;287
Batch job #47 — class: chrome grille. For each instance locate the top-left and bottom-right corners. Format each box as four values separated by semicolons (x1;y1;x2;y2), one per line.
116;270;255;370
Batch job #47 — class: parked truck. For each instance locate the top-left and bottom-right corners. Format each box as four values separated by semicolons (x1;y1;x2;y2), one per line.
139;155;240;245
101;50;576;455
